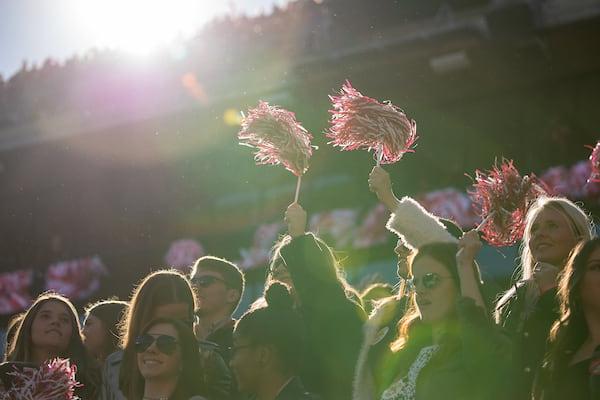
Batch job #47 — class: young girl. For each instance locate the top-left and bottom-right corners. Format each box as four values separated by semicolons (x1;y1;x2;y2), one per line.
535;238;600;400
123;317;206;399
83;299;128;363
495;197;593;398
6;292;101;398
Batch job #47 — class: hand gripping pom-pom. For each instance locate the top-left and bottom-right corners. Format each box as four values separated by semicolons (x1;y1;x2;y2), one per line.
327;81;417;165
2;358;81;400
238;101;313;177
587;141;600;184
469;159;548;247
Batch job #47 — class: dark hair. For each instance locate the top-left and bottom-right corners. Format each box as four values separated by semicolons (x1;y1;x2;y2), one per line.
84;299;129;358
191;256;245;311
268;233;358;302
122;317;204;400
119;270;197;396
360;283;395;315
3;313;24;358
6;292;101;398
539;238;600;394
235;282;305;374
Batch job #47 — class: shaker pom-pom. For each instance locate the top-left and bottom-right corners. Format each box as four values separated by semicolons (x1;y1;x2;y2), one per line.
587;141;600;184
238;101;313;177
327;81;417;164
2;358;80;400
469;159;547;247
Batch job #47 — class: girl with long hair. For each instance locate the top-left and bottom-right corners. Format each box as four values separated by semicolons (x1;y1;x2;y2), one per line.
124;317;206;400
101;269;230;400
535;238;600;400
494;197;594;398
266;202;366;400
354;234;511;400
83;299;129;364
5;291;101;398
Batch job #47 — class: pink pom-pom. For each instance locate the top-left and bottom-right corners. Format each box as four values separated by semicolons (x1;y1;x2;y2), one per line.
3;358;80;400
238;101;313;177
327;81;417;164
587;141;600;183
469;159;548;247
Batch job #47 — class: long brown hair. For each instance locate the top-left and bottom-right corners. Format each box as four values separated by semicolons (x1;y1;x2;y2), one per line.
124;317;204;400
390;242;483;352
539;238;600;395
119;269;197;397
6;292;100;397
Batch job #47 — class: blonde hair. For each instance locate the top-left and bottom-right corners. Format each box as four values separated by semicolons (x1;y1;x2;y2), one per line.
495;196;593;322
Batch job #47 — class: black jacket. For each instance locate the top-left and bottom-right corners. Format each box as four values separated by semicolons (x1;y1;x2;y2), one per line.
496;283;559;400
280;233;367;400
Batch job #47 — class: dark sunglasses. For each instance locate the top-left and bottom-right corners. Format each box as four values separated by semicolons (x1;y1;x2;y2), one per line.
191;275;227;288
410;272;453;290
134;334;179;355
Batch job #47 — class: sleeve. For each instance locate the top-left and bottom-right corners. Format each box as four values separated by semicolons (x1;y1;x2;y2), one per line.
385;196;457;250
198;343;232;400
456;297;513;396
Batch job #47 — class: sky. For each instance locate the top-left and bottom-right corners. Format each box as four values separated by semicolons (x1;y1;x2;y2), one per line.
0;0;291;80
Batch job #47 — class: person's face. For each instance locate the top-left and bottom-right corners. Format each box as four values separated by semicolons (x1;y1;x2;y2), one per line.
529;207;578;267
191;270;237;316
136;323;181;381
31;301;73;355
82;314;107;358
412;255;458;324
580;247;600;312
229;334;262;394
153;303;193;327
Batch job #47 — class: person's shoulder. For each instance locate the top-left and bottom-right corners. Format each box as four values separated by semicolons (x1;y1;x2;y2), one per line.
105;349;124;365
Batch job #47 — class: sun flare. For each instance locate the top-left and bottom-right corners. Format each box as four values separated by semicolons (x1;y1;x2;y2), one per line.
69;0;218;55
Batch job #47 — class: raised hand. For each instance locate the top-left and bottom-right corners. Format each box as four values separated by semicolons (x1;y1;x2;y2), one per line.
285;202;307;238
368;166;399;211
456;230;483;267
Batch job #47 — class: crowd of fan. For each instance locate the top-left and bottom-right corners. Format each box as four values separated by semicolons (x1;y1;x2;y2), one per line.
0;165;598;399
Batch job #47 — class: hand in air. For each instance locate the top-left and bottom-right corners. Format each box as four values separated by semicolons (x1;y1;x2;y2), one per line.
285;202;307;238
368;166;397;210
456;230;483;267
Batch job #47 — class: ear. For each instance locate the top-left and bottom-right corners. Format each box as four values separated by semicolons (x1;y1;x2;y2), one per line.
226;288;241;305
257;344;274;368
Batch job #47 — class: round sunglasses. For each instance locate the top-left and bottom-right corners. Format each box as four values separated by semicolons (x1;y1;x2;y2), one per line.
409;272;453;290
134;334;179;355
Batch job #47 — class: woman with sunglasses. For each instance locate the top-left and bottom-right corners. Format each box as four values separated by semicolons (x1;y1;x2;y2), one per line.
101;269;231;400
354;232;512;400
534;238;600;400
122;316;206;400
266;202;366;400
230;282;318;400
494;197;593;399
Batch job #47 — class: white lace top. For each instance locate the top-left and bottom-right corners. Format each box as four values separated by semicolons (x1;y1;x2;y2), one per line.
380;344;440;400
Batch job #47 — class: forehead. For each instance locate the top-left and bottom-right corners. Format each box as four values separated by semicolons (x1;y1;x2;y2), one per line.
146;322;178;338
38;300;70;315
532;207;568;226
412;255;449;276
587;247;600;263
